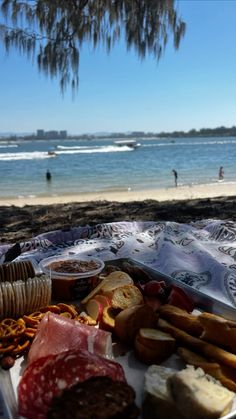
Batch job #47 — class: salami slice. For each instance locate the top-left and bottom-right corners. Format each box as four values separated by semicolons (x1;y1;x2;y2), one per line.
18;349;126;419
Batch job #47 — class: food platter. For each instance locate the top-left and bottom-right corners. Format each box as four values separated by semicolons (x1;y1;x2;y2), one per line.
1;257;236;419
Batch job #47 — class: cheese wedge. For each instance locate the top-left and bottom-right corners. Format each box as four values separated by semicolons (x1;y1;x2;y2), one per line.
143;365;184;419
167;365;235;419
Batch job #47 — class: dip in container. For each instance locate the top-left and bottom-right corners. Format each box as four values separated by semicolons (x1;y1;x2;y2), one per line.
39;255;104;301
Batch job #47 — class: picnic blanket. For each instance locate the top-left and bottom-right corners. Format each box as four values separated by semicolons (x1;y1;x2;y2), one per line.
1;219;236;307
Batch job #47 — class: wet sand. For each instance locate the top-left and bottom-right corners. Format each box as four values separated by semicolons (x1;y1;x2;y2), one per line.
0;182;235;207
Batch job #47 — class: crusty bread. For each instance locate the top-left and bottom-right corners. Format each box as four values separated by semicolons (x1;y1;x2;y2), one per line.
158;317;236;369
110;284;143;309
81;271;133;305
114;304;157;343
159;304;203;336
199;311;236;353
135;328;175;364
167;366;235;419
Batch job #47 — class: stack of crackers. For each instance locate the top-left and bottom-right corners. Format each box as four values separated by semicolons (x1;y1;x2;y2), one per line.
0;260;51;319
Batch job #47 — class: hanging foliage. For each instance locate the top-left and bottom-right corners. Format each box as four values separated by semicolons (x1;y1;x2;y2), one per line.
0;0;186;93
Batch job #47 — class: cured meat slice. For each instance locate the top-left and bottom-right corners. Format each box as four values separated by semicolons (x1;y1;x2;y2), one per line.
28;312;112;364
18;349;126;419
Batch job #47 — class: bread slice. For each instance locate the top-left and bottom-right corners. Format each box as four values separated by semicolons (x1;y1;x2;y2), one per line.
135;328;175;364
142;365;184;419
167;365;235;419
110;284;143;309
81;271;133;305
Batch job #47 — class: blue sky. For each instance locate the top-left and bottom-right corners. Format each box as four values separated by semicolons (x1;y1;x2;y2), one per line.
0;0;236;135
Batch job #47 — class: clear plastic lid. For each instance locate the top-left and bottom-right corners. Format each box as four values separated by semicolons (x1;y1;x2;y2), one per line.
39;255;105;279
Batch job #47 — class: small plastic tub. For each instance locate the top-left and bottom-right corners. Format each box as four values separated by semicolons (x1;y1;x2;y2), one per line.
39;255;105;301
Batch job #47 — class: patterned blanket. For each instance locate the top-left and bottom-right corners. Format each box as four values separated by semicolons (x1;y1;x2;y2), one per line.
1;220;236;307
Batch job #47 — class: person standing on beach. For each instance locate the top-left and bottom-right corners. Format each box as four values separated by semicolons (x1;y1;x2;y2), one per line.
219;166;224;180
172;169;178;187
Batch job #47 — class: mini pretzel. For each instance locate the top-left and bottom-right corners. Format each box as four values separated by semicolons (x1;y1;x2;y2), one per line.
24;327;37;339
0;342;15;354
59;312;73;319
12;338;30;356
57;303;78;317
40;305;61;314
75;314;97;326
0;319;26;340
23;311;44;326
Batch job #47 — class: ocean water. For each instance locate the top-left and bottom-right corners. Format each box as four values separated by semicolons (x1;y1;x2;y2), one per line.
0;137;236;199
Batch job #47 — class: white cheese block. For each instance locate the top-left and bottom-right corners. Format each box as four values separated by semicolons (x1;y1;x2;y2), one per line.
143;365;185;419
167;365;235;419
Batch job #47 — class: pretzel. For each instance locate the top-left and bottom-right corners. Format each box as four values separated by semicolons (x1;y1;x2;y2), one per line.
59;312;73;319
0;318;25;340
12;338;30;356
75;313;97;326
24;327;38;339
40;305;61;314
0;342;15;354
57;303;78;317
23;311;44;326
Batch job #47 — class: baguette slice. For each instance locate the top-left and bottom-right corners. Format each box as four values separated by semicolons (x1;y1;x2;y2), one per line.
81;272;133;305
114;304;157;344
135;329;175;364
110;284;143;309
167;366;235;419
100;272;133;295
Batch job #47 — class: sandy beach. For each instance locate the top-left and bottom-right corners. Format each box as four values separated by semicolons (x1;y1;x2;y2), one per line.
0;181;235;245
0;182;235;207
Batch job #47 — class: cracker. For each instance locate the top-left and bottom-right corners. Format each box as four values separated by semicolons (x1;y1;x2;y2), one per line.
3;282;10;317
19;280;26;316
16;281;23;316
0;265;3;282
12;281;19;319
0;282;4;319
30;277;36;311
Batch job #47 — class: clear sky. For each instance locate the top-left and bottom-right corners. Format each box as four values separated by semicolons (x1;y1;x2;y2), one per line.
0;0;236;135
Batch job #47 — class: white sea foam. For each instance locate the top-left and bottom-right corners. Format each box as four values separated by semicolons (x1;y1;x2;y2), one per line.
56;145;133;154
0;151;53;161
0;144;18;148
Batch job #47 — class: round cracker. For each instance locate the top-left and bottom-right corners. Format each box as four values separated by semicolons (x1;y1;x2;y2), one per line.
29;278;36;312
18;280;25;317
3;282;10;317
0;282;4;319
12;281;19;319
8;282;15;318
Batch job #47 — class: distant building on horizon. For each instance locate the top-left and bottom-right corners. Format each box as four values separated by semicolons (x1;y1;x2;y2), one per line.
36;129;67;139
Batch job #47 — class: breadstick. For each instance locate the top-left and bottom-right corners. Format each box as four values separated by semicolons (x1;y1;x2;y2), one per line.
158;318;236;369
